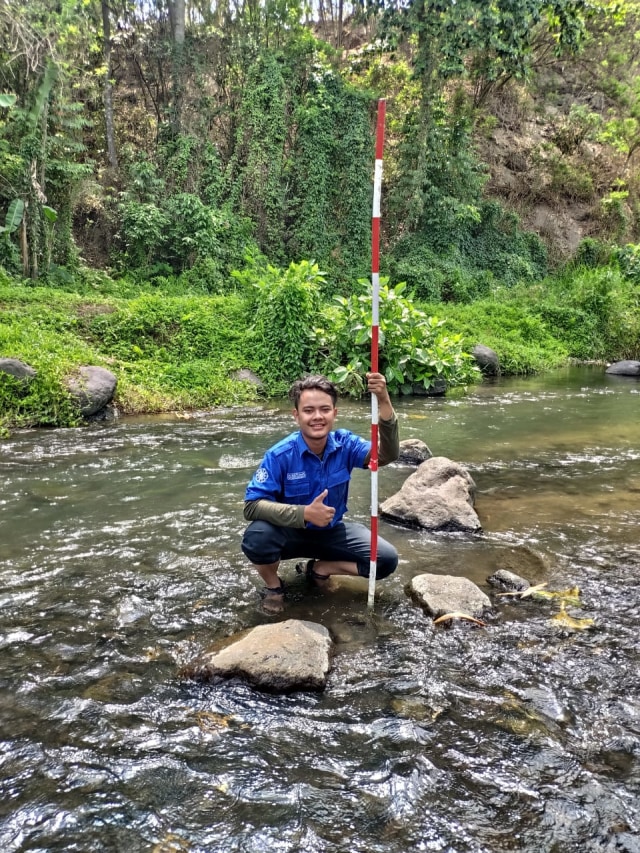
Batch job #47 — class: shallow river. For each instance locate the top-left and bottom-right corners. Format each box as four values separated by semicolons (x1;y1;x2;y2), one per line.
0;366;639;853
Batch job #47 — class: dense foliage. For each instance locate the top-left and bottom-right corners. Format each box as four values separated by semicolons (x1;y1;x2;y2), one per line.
1;1;640;430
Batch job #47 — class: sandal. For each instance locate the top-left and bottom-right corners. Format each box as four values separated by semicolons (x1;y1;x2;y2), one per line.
295;560;330;583
260;581;286;600
259;581;285;612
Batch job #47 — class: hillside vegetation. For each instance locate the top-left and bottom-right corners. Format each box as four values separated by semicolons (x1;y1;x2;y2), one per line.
1;1;639;431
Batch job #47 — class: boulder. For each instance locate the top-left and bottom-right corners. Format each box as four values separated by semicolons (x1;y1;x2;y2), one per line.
66;366;117;417
408;573;491;618
471;344;500;376
605;360;640;377
0;358;36;382
398;438;432;466
179;619;333;693
380;456;482;533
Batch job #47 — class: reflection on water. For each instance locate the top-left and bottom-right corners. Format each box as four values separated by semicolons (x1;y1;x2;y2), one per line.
0;366;639;852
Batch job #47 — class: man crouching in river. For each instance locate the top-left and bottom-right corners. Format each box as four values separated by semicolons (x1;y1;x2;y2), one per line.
241;373;399;610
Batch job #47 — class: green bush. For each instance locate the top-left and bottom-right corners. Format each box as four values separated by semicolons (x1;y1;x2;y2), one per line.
386;202;547;301
235;258;324;392
530;265;640;360
615;243;640;283
313;279;480;395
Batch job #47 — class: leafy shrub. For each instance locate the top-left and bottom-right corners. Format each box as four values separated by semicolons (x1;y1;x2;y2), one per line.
117;201;168;268
237;259;324;392
615;243;640;283
386;201;547;300
312;279;480;395
531;265;639;359
573;238;612;269
163;193;220;271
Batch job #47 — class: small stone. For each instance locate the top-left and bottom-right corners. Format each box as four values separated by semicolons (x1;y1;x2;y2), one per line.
487;569;530;592
398;438;432;465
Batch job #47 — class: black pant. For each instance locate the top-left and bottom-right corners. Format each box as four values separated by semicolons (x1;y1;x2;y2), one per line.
241;520;398;579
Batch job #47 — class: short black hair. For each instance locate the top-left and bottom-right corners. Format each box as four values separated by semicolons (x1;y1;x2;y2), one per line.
289;375;338;409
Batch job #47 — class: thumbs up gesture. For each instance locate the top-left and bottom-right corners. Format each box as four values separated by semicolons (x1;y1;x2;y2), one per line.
304;489;336;527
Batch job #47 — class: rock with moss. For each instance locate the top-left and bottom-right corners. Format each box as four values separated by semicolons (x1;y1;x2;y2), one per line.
65;366;117;417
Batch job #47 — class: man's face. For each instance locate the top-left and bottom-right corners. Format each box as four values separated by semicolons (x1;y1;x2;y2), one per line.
293;388;338;445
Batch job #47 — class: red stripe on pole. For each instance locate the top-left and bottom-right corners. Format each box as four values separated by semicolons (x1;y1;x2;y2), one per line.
371;324;379;374
370;424;379;472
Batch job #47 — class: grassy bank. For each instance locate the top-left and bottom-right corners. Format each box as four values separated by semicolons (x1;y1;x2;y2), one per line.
1;259;638;433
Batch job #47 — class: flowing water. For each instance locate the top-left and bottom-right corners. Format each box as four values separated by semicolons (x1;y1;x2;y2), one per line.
0;366;639;853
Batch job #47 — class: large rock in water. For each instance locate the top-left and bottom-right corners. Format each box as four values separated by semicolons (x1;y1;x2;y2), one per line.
605;360;640;377
66;366;117;417
409;573;491;618
381;456;482;533
180;619;333;693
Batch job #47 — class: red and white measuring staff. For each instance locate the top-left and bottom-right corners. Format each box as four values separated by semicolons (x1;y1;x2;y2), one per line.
368;98;386;611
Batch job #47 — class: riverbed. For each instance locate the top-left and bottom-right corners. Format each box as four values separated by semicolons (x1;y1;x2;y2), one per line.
0;366;638;852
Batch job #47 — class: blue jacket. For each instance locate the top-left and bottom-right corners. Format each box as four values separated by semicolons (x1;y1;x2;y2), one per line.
245;429;370;528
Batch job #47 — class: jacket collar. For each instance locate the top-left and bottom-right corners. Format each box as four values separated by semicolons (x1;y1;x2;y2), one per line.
296;430;338;457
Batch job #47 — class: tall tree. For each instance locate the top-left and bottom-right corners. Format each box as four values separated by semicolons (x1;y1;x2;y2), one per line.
101;0;118;168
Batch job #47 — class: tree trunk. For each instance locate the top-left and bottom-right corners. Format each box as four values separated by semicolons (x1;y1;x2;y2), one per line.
169;0;185;135
102;0;118;168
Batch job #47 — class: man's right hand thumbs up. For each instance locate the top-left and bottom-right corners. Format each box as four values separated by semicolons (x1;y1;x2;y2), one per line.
304;489;336;527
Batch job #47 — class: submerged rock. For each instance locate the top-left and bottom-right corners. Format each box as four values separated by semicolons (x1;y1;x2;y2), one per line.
408;573;492;619
380;456;482;533
180;619;333;693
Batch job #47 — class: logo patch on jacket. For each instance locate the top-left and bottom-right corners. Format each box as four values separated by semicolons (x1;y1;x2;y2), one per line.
254;467;269;483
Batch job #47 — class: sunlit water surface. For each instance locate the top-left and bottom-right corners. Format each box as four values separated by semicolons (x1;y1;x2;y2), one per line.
1;366;639;852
